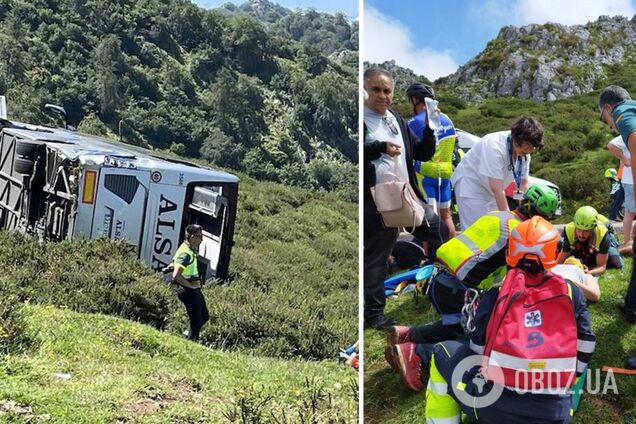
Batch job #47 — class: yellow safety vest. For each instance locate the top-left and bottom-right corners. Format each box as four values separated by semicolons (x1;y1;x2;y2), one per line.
437;211;521;285
173;242;199;281
564;221;607;251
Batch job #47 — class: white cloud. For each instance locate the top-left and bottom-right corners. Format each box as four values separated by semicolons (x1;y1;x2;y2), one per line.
471;0;635;29
516;0;634;25
363;6;459;80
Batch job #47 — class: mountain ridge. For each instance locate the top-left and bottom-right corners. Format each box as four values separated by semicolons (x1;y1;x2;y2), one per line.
440;14;636;102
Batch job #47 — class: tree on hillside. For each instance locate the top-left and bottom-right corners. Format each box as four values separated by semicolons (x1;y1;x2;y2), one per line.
91;35;126;118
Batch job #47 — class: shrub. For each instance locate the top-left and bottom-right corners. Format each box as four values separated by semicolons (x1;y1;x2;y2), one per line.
0;276;32;356
0;233;175;330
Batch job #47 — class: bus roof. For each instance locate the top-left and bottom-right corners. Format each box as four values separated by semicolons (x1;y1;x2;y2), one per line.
3;123;239;183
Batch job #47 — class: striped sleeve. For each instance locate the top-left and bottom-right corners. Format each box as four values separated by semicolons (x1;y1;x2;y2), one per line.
570;282;596;376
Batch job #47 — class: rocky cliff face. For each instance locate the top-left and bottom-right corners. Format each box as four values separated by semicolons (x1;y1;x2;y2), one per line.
444;15;636;102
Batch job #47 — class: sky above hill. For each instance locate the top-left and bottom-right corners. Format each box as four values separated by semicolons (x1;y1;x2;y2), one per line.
364;0;636;81
192;0;358;19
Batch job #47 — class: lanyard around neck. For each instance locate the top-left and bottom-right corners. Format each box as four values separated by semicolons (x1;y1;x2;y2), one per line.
508;135;524;190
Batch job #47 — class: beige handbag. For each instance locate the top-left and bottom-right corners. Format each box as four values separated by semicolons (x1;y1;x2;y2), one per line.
370;160;424;229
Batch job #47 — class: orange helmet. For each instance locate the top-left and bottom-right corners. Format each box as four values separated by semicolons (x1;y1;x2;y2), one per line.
506;216;560;272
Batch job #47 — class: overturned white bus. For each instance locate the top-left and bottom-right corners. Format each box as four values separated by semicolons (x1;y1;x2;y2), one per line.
0;117;238;281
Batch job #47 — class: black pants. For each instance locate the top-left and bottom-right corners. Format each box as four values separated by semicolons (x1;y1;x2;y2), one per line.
177;287;210;340
364;198;399;322
410;205;450;259
433;341;571;424
625;242;636;311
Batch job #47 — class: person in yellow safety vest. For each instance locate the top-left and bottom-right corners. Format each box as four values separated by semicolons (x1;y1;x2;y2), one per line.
424;217;595;424
172;224;210;341
406;82;458;238
558;205;623;276
385;184;559;392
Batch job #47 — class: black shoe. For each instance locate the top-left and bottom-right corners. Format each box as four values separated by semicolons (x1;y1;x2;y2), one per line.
365;315;396;330
621;305;636;323
625;355;636;370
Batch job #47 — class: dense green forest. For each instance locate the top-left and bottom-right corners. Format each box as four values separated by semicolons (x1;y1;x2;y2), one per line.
0;0;358;196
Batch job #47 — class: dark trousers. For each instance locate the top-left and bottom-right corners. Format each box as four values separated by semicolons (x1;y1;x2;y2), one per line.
433;341;571;424
412;320;465;367
364;198;399;322
625;242;636;310
177;287;210;340
609;183;625;220
410;205;450;259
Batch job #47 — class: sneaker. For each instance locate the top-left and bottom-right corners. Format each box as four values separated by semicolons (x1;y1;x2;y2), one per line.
394;342;425;391
387;326;411;346
365;315;396;330
384;346;399;372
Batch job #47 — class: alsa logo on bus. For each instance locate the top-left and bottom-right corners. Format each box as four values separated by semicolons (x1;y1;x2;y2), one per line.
151;194;179;270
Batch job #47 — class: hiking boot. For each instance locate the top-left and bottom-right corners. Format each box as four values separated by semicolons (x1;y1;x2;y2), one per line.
365;315;396;330
387;326;411;346
394;342;424;392
384;346;399;372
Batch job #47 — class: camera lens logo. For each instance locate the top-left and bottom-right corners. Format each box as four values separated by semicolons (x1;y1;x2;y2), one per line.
450;355;505;408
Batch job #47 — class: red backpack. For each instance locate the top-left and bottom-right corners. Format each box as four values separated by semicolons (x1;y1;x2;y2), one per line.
483;268;577;393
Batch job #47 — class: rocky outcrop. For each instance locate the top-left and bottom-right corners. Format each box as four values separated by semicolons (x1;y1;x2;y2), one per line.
443;15;636;102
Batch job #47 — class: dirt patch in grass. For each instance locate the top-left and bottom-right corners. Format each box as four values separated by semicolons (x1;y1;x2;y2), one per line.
121;399;161;416
148;372;203;401
0;399;50;421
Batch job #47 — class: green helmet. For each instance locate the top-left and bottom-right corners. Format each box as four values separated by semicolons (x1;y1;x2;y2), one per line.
524;184;558;218
605;168;618;181
574;206;598;230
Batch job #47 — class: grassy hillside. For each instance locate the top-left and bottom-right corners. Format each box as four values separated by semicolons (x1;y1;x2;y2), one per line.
364;261;636;423
0;304;357;423
0;172;358;420
0;172;357;361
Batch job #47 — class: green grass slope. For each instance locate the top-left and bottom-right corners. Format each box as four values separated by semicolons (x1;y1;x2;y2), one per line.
0;305;357;423
0;172;358;422
364;262;636;423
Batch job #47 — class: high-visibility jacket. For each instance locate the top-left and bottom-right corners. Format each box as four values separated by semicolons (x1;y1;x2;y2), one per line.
436;211;521;288
414;113;457;180
173;242;199;281
564;221;608;252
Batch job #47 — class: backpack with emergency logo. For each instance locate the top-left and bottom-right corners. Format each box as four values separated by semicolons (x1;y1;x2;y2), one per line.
482;217;578;393
483;268;578;393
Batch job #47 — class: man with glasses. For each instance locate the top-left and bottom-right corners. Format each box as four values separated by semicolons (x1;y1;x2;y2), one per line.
363;67;436;329
598;86;636;369
172;224;210;341
450;116;545;229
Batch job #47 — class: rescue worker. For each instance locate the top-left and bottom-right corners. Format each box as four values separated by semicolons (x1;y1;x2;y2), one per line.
425;216;595;423
172;224;210;341
406;82;458;238
558;206;623;276
386;184;559;391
